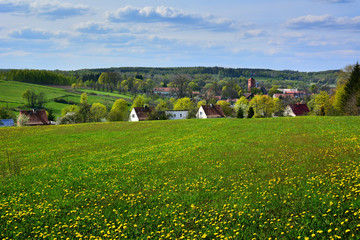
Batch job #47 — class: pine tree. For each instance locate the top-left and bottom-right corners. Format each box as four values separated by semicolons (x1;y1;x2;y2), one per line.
340;62;360;115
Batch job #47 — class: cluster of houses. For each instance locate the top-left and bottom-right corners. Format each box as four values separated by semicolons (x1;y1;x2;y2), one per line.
1;103;310;127
129;103;309;122
1;77;310;127
0;109;50;127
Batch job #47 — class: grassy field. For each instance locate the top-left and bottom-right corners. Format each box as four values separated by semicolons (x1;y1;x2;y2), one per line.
0;117;359;239
0;80;132;117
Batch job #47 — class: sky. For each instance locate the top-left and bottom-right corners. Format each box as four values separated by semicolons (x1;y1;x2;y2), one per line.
0;0;359;72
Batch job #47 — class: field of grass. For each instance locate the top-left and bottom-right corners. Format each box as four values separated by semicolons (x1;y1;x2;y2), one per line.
0;81;130;117
0;117;359;239
76;88;132;100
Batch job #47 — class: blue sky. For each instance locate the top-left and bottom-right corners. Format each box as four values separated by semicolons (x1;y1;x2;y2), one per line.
0;0;359;71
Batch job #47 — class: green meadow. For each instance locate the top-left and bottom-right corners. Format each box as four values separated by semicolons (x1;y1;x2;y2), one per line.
0;80;131;117
0;117;359;239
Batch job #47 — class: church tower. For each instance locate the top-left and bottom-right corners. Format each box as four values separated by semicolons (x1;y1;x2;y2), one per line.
248;77;256;92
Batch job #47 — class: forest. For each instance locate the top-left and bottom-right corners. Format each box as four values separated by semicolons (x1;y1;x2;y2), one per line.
0;67;339;90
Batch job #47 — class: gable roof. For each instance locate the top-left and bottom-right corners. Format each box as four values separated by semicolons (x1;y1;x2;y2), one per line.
19;109;49;125
0;119;14;127
201;105;225;118
243;93;254;99
133;107;155;121
288;103;310;116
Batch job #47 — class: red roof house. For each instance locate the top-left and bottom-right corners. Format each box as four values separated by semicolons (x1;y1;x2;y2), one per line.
196;104;225;119
129;106;155;121
284;103;310;117
18;109;50;126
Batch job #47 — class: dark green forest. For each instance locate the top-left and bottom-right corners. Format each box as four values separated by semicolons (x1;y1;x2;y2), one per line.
0;67;339;96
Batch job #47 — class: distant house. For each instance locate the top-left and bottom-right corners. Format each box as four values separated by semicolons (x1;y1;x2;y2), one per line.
165;110;188;120
243;93;254;100
0;119;14;127
284;103;310;117
129;106;155;121
18;109;49;126
153;87;177;97
196;104;225;119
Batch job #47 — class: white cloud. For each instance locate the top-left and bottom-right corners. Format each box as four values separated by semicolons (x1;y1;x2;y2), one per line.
0;0;89;19
286;14;360;30
10;28;55;39
106;5;236;32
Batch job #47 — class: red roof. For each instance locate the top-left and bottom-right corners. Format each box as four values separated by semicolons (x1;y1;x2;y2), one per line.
153;87;177;92
288;103;310;116
19;109;49;125
285;91;306;94
133;107;155;121
201;105;225;118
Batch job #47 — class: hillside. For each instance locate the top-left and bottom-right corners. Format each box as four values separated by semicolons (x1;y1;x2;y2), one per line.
1;117;359;239
0;80;131;117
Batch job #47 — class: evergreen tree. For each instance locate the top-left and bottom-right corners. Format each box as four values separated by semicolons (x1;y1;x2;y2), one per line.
339;62;360;115
247;106;254;118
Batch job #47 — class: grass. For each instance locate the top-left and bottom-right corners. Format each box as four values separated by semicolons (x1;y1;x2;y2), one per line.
76;88;132;100
0;117;359;239
0;80;130;117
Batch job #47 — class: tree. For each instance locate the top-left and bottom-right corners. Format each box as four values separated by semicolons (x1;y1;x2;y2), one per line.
61;105;80;117
90;103;107;122
172;74;190;98
268;85;281;97
108;99;128;121
155;100;169;111
131;96;145;110
80;93;88;104
234;96;249;116
22;89;46;108
236;107;244;118
174;97;195;111
197;100;207;108
249;95;274;117
247;106;254;118
338;62;360;115
0;105;16;121
313;91;332;116
273;98;285;116
216;100;232;116
46;109;56;122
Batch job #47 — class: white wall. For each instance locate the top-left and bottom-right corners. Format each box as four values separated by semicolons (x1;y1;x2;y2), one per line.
166;110;188;120
129;108;139;121
196;106;207;119
283;106;295;117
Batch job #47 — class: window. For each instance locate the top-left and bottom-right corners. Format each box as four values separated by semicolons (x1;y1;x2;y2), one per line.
180;114;182;117
132;114;135;118
200;112;203;115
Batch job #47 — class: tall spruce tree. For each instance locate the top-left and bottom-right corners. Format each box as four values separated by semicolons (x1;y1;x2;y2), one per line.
340;62;360;115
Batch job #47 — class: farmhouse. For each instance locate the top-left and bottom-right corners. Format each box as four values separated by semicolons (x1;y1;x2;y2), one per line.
196;104;225;119
153;87;177;97
165;110;188;120
129;106;155;121
0;119;14;127
284;103;310;117
18;109;49;126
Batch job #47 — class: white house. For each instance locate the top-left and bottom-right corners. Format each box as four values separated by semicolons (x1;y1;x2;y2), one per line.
129;106;154;121
196;104;225;119
165;110;188;120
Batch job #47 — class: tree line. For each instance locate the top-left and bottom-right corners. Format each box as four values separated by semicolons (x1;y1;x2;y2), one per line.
0;69;75;85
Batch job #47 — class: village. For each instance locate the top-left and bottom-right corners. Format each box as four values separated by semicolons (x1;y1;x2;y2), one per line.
0;77;311;127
